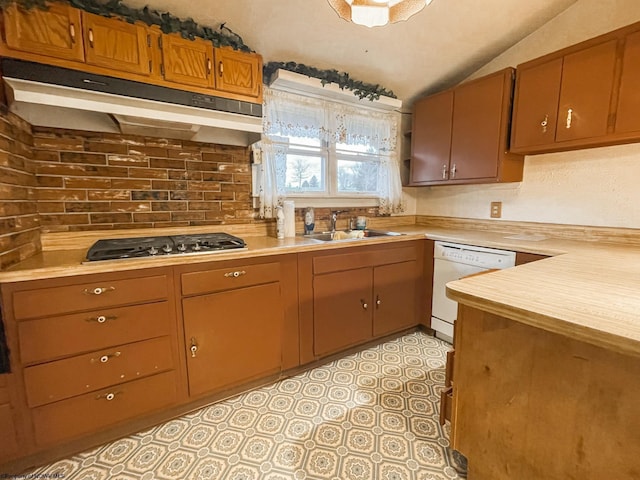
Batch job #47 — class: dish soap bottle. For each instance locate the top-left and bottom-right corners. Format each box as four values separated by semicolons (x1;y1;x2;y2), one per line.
304;207;315;235
276;206;285;239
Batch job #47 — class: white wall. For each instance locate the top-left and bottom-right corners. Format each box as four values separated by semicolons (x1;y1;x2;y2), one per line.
413;0;640;228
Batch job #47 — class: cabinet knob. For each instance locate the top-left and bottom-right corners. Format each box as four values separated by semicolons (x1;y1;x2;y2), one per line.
541;114;548;133
206;58;212;75
566;108;573;129
84;286;116;296
442;164;448;180
86;314;118;324
190;337;198;358
224;270;246;278
92;351;121;364
376;295;381;308
361;300;368;310
96;391;120;401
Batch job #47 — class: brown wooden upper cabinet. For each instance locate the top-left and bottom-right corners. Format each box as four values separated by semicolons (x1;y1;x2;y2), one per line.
511;20;640;154
615;30;640;135
1;3;84;62
410;90;453;183
410;68;523;186
215;47;262;98
0;4;264;103
511;39;617;152
82;12;151;76
161;34;214;88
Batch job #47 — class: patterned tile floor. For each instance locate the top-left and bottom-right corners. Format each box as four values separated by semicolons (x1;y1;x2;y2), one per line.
31;332;463;480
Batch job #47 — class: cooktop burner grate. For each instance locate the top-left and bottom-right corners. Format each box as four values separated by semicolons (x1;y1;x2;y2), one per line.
86;232;247;262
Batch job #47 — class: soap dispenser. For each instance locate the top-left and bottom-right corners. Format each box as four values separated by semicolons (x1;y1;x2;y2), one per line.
304;207;315;235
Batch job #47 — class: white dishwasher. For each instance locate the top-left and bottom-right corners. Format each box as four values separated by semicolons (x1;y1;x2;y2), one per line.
431;241;516;343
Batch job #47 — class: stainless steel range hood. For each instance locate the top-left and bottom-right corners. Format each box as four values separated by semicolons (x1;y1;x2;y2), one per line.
2;59;263;146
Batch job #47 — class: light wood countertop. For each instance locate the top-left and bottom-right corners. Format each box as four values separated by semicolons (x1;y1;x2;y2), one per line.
0;228;428;283
3;220;640;358
446;243;640;358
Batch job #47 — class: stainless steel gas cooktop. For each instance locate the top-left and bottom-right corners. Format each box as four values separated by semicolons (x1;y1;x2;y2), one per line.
85;232;247;262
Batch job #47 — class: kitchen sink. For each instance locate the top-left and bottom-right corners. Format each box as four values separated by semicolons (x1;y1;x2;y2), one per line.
304;229;404;242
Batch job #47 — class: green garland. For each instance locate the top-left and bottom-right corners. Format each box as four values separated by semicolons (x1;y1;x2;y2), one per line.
263;61;397;102
0;0;252;52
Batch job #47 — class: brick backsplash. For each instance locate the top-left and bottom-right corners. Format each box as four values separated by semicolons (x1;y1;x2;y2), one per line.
32;127;257;232
0;110;385;268
0;109;40;270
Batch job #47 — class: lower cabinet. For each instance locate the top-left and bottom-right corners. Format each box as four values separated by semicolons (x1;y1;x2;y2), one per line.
0;243;424;468
178;255;298;398
183;282;283;397
299;241;424;362
0;267;181;463
313;267;373;356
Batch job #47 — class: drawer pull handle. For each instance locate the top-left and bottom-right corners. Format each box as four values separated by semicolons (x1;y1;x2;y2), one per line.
69;23;76;43
207;58;212;75
219;61;224;77
84;286;116;296
93;351;121;364
190;337;198;358
88;28;94;48
87;314;118;324
224;270;246;278
97;391;120;401
451;163;457;179
442;164;447;179
566;108;573;129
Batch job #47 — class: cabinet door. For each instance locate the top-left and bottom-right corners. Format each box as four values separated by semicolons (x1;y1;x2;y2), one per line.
313;268;373;357
83;12;150;76
2;3;84;62
450;70;508;180
555;39;617;142
615;31;640;134
373;260;418;337
511;58;563;149
183;283;283;397
410;90;453;184
161;35;214;88
214;47;262;98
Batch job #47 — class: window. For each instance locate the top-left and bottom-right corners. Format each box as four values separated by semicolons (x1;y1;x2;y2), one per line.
256;86;404;218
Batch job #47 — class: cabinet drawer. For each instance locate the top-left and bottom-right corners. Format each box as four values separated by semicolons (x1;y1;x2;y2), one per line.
24;336;174;408
18;301;171;364
313;245;417;275
12;275;169;320
182;262;280;296
32;370;177;445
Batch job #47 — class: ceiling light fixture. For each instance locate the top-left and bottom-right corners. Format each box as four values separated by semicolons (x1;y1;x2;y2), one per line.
327;0;431;28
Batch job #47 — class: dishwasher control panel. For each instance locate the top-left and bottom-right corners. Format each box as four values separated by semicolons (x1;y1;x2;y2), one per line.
434;241;516;269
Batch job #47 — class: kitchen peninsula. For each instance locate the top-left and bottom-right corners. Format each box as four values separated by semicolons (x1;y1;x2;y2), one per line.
446;246;640;480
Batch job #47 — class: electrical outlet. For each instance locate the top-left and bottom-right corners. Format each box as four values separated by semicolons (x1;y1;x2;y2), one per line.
490;201;502;218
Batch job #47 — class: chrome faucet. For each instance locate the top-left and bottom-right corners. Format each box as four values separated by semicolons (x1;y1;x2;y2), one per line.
329;210;346;233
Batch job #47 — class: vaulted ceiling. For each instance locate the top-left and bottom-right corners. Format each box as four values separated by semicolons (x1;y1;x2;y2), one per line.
124;0;578;107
